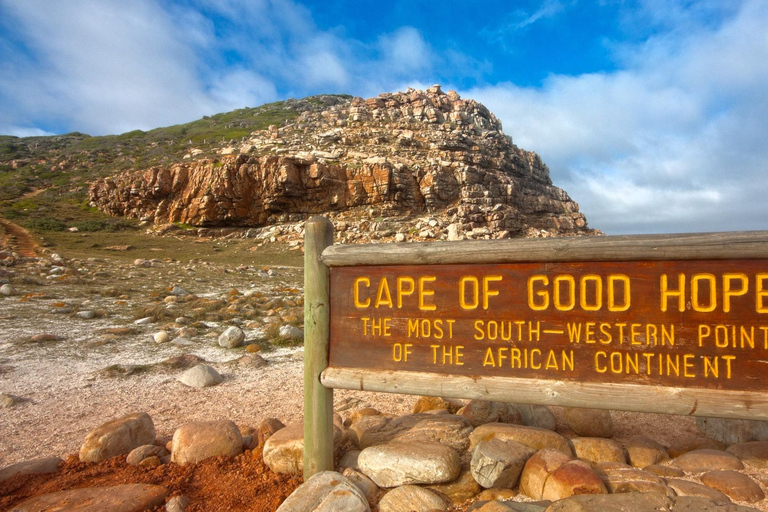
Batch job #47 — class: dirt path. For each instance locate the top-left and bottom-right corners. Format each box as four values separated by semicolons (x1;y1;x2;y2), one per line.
0;217;40;257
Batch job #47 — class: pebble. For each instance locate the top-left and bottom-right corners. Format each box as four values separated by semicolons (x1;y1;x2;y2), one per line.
279;324;304;339
166;495;190;512
76;310;96;319
134;316;154;325
0;283;17;296
1;392;17;408
153;330;170;343
79;412;156;462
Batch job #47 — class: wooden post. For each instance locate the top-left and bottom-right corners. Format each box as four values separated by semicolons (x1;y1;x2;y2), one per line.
303;216;334;480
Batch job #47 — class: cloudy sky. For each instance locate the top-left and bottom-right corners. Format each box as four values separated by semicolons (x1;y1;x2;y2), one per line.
1;0;766;234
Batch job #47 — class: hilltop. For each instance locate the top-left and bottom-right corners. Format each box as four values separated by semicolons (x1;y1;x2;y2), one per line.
1;86;596;252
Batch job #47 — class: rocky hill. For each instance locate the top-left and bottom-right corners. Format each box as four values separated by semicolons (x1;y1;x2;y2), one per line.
88;85;596;242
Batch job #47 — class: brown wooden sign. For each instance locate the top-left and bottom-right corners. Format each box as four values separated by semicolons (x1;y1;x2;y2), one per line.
329;260;768;392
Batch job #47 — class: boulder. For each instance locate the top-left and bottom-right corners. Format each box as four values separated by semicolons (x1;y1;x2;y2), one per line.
177;364;223;388
517;404;557;431
471;438;535;488
545;494;759;512
349;413;472;452
342;468;379;506
570;437;626;465
218;326;245;348
624;436;669;468
541;460;607;501
674;449;744;472
520;448;572;499
257;417;286;447
0;457;62;482
594;462;673;495
276;471;369;512
562;408;613;438
79;412;155;462
666;478;731;501
726;440;768;468
470;423;572;456
668;436;726;458
378;485;449;512
460;400;522;426
10;484;168;512
171;420;243;465
126;444;169;466
412;396;463;414
358;441;460;487
700;470;765;503
263;422;343;474
427;463;482;503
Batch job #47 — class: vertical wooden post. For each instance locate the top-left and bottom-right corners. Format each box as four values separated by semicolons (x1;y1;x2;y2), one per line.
303;216;334;480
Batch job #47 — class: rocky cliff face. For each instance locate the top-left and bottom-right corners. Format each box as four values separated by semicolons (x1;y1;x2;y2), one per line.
89;85;595;240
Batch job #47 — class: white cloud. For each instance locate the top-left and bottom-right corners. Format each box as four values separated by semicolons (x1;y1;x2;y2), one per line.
468;0;768;234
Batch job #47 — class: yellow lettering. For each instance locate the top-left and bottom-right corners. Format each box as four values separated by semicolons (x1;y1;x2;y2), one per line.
554;275;576;311
608;275;631;312
375;278;393;308
758;274;768;313
595;351;607;373
418;276;437;311
580;274;602;311
723;273;748;313
460;276;479;310
396;277;415;308
661;273;685;312
528;275;549;311
691;273;716;313
354;277;371;308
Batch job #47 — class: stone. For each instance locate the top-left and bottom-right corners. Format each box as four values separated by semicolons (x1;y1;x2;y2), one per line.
177;364;223;388
237;353;267;368
666;479;731;502
76;310;96;319
471;438;536;489
541;460;606;500
1;392;16;408
378;485;448;512
358;441;460;487
570;437;626;465
544;494;759;512
170;284;191;296
470;423;572;456
726;440;768;468
0;457;62;482
0;283;17;296
668;436;726;458
674;449;744;472
594;462;672;495
153;330;170;343
562;408;613;438
461;400;522;427
349;413;472;452
412;396;463;414
218;326;245;348
697;416;768;445
126;444;169;466
346;407;382;425
276;471;369;512
342;467;379;506
475;489;520;503
262;422;343;474
700;470;765;503
166;495;190;512
643;464;684;478
517;404;557;431
171;420;243;465
520;448;572;499
339;450;361;471
79;412;156;462
624;436;669;468
279;325;304;339
10;484;169;512
427;463;482;503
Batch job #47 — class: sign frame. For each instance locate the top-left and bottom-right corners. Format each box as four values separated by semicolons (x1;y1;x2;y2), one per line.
302;217;768;478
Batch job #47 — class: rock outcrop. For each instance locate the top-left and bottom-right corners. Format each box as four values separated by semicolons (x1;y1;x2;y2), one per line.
89;85;594;239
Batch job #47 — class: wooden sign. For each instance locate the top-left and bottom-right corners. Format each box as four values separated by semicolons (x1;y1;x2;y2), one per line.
302;221;768;479
328;260;768;392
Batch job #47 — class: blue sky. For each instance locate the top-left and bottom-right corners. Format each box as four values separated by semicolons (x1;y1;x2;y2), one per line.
1;0;766;235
